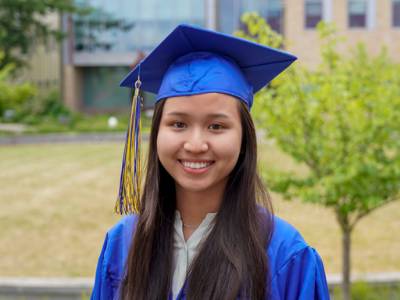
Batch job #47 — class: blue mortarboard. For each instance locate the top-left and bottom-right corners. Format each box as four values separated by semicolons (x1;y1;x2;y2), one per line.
120;24;296;109
115;24;297;214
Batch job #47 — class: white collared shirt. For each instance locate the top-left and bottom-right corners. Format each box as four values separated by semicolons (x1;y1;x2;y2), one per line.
172;210;217;299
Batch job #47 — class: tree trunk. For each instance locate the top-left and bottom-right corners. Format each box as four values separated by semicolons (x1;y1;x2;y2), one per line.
342;226;351;300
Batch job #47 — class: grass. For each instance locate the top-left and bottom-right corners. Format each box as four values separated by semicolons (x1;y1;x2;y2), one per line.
0;141;399;277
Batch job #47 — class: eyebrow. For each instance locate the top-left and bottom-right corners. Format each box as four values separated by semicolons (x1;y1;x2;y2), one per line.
166;112;230;119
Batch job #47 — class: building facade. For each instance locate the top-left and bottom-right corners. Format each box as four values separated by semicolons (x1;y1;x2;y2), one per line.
18;13;61;91
63;0;205;112
62;0;400;112
285;0;400;68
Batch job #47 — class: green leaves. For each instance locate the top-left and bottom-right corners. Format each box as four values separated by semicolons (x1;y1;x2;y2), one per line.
0;52;37;117
0;0;88;70
235;12;283;49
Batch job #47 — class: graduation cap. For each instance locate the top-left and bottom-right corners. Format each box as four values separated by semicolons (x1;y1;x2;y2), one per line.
115;24;297;214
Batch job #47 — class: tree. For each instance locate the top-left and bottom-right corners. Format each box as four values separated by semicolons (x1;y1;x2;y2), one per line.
237;13;400;300
0;0;88;70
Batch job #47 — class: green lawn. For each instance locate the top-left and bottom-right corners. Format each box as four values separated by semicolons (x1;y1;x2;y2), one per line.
0;141;399;277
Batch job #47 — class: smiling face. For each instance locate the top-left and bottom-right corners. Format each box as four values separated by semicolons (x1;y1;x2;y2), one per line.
156;93;243;196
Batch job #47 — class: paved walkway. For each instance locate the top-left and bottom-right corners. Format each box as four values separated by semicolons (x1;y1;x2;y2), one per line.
0;132;151;145
0;123;27;133
326;272;400;286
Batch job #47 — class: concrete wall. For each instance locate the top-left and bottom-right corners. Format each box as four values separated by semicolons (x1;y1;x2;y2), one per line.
63;65;83;112
0;278;91;300
1;273;400;300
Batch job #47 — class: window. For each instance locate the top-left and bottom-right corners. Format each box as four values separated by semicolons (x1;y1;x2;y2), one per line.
266;0;284;33
218;0;283;34
73;0;205;53
348;0;367;28
394;0;400;27
305;0;322;28
218;0;240;34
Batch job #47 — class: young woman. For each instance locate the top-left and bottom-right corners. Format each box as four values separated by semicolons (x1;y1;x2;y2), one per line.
91;24;330;300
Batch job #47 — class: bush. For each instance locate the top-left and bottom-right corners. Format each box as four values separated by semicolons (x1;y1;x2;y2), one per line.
333;281;400;300
0;50;73;125
25;89;72;118
20;89;74;125
352;282;381;300
0;63;37;121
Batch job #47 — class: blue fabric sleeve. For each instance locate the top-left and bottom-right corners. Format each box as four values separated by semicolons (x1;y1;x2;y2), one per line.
90;233;115;300
270;246;330;300
90;216;137;300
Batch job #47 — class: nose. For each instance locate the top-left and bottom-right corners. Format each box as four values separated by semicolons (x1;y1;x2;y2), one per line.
183;129;209;153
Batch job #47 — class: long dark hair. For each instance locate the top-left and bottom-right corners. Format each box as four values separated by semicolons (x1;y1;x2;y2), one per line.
120;98;274;300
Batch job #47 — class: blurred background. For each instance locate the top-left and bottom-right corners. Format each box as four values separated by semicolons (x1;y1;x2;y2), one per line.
0;0;399;299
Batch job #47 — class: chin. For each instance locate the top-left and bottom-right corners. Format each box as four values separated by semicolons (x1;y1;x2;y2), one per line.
177;183;211;193
175;176;227;194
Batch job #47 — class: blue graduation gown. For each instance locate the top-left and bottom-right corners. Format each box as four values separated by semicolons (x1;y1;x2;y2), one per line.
90;215;330;300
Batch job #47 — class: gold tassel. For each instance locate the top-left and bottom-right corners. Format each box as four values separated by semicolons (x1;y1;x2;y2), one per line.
115;78;143;214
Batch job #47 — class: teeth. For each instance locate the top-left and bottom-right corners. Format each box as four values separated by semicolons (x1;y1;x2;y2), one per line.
181;161;212;169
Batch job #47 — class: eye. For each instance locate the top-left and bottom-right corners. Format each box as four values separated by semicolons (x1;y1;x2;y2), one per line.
208;123;224;130
172;121;186;129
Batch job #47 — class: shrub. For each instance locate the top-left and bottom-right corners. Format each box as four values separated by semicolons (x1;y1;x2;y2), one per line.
20;89;74;125
333;281;400;300
0;63;37;121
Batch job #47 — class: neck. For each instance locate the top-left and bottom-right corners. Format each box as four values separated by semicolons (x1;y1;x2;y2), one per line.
175;182;225;226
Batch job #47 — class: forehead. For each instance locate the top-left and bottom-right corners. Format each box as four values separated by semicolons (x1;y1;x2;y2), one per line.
162;93;241;118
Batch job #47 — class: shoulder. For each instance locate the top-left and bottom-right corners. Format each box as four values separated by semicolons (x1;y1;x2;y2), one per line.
269;216;308;259
106;214;138;245
98;215;138;280
91;215;139;299
268;215;312;275
267;216;330;299
104;214;138;261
